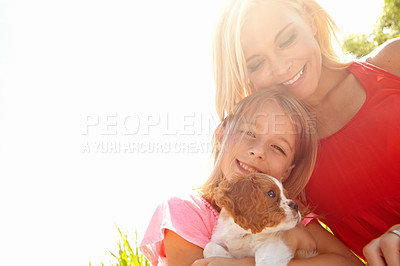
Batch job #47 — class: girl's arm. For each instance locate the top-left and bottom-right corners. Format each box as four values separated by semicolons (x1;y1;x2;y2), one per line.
164;229;255;266
164;229;204;266
165;220;364;266
288;219;364;266
365;37;400;77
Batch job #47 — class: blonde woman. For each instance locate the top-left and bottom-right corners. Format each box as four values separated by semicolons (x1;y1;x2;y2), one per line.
212;0;400;265
140;90;362;265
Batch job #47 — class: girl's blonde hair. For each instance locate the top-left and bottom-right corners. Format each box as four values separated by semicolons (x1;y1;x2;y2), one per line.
213;0;352;120
199;89;318;211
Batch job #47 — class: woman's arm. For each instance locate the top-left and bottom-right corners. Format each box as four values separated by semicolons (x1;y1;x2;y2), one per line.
365;37;400;77
288;219;364;266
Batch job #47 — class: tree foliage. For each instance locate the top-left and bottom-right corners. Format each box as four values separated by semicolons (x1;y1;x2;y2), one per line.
342;0;400;58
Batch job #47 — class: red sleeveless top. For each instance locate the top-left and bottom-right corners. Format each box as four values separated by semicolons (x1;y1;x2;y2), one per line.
305;61;400;259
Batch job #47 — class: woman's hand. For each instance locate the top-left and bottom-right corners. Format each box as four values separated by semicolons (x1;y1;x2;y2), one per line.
363;224;400;266
191;257;255;266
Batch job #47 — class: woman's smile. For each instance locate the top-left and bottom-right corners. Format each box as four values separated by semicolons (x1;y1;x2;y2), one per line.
241;1;321;100
281;65;305;86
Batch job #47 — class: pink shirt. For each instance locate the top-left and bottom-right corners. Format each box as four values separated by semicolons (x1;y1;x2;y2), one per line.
139;193;219;266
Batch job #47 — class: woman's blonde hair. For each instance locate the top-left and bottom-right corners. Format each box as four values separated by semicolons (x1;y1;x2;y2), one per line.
199;89;318;211
213;0;352;120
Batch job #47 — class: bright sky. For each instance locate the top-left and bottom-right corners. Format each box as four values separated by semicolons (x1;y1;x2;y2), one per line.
0;0;384;265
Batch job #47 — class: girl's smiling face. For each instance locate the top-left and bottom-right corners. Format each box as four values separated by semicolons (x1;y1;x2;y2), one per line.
241;1;322;100
219;101;296;182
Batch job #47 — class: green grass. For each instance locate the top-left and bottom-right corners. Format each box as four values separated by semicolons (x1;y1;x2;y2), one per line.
92;228;150;266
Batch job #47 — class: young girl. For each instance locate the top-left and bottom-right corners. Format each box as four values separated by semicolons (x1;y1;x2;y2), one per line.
140;90;362;265
212;0;400;264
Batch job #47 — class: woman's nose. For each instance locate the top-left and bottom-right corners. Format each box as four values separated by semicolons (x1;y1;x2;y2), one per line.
270;54;292;77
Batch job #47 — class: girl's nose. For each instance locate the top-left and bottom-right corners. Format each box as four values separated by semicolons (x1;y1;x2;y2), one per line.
249;143;266;160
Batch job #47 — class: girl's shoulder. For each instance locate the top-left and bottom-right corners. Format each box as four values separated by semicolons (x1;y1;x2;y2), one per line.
142;191;219;245
364;37;400;77
140;192;219;265
166;192;220;221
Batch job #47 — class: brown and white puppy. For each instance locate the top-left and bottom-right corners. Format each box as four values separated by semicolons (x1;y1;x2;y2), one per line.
203;172;317;265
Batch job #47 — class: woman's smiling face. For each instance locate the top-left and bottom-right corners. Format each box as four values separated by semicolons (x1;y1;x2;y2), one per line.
241;1;322;100
219;101;296;182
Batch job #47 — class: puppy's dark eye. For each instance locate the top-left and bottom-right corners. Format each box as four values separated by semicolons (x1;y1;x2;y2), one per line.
266;190;276;198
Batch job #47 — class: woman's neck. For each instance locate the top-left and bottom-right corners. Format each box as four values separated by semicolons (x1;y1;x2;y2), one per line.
305;66;349;106
305;65;366;139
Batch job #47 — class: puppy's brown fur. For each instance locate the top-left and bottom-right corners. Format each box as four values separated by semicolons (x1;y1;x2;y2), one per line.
214;172;291;234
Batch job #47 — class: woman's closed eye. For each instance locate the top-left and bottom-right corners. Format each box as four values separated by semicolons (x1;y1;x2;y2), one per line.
277;24;297;48
248;59;265;73
278;33;296;48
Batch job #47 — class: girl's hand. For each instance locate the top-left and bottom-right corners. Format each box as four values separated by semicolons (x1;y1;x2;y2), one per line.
363;224;400;266
191;257;255;266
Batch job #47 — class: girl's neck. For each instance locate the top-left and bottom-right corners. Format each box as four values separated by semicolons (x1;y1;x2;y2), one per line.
203;195;221;213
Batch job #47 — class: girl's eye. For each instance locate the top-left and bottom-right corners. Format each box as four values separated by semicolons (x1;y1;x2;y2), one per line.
239;130;256;138
266;190;276;198
279;33;296;48
272;144;286;156
244;131;256;138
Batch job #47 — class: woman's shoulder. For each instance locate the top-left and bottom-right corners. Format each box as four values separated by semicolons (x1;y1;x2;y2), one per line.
364;37;400;77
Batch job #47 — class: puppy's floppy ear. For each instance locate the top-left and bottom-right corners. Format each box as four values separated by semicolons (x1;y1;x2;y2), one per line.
220;173;273;234
214;178;235;212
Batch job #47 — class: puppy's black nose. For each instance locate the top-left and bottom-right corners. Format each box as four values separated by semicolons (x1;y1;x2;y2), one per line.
289;201;298;212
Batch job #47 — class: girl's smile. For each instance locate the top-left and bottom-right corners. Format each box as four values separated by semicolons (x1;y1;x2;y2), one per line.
236;159;263;174
220;101;296;182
